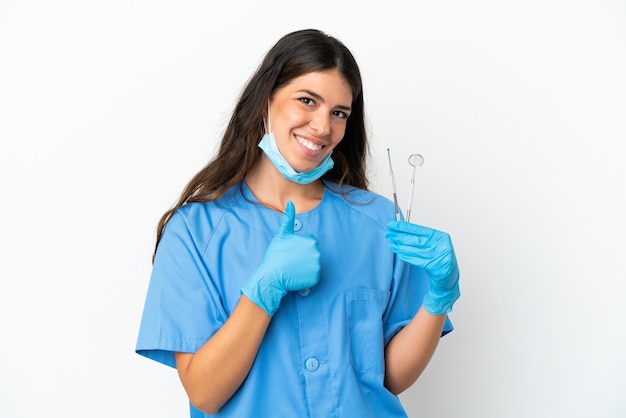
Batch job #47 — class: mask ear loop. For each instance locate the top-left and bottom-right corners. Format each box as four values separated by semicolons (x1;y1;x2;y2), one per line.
263;98;271;135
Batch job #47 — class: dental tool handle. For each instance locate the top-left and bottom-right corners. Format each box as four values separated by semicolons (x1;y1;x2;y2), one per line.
392;193;400;221
406;165;416;222
387;148;401;220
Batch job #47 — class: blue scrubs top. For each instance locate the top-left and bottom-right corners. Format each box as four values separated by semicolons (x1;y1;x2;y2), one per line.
136;181;452;417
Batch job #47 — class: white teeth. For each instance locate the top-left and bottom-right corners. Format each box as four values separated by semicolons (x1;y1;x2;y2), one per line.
297;136;323;151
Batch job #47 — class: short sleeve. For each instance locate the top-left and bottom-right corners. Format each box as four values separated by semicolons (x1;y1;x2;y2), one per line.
382;257;453;346
135;211;227;368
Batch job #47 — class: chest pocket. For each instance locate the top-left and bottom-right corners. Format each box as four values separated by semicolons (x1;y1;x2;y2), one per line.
346;289;391;373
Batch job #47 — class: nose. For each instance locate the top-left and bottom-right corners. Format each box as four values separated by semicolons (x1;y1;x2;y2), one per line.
310;111;330;137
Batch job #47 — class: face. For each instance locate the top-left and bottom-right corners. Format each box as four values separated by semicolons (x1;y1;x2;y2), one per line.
268;69;353;173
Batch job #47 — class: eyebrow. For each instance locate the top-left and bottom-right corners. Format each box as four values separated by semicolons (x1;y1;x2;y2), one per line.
297;89;352;112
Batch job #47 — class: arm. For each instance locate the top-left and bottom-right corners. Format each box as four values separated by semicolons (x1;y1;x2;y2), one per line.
176;201;321;414
384;221;461;394
384;307;446;394
175;295;270;414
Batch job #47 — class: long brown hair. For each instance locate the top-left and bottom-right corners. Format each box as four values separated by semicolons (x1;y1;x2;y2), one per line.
153;29;369;261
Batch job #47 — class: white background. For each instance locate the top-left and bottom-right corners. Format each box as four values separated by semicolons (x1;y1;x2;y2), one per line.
1;1;625;417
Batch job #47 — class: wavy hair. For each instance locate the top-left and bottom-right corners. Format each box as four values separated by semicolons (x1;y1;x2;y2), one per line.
153;29;368;260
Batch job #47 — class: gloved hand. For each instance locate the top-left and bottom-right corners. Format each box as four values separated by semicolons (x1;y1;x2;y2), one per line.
242;201;321;316
386;221;460;315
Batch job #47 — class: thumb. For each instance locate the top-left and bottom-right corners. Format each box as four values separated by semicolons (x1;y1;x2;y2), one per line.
276;200;295;236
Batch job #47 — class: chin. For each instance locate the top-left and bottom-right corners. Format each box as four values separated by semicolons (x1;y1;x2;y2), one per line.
288;160;317;174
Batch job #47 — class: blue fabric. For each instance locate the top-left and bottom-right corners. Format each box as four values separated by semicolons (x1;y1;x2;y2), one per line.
258;132;334;184
136;181;453;417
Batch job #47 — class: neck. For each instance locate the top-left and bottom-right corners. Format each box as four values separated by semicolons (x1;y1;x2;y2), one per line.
245;156;325;213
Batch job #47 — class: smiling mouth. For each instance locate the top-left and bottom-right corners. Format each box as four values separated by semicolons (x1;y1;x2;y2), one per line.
297;136;324;152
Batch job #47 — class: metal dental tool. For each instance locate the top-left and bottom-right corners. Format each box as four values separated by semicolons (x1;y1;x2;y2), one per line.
405;153;424;223
387;150;424;222
386;148;401;220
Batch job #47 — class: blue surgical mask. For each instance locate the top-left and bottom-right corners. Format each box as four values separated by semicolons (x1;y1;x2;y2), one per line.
258;132;334;185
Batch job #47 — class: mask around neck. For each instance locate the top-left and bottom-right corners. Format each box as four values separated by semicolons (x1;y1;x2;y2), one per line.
258;132;334;185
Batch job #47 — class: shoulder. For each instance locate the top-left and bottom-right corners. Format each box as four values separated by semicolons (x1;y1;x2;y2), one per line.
166;184;247;241
153;184;253;269
323;182;396;228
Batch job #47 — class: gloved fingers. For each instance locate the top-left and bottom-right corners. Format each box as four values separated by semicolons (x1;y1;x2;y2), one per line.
276;201;296;236
425;250;458;280
386;221;441;245
389;237;456;262
267;232;318;259
386;230;432;248
387;220;436;237
287;234;319;251
388;241;458;278
391;251;428;269
386;221;453;250
388;242;439;258
271;234;321;290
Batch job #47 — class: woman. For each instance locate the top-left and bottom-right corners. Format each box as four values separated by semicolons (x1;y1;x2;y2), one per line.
136;29;460;417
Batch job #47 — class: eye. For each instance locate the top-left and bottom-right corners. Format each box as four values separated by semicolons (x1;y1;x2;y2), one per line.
299;97;315;106
333;110;350;120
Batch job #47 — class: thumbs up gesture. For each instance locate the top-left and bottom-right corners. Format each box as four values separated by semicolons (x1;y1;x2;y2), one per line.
241;201;321;316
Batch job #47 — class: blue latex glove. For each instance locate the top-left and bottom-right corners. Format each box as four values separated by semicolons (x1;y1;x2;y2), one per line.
242;201;321;316
386;221;460;315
